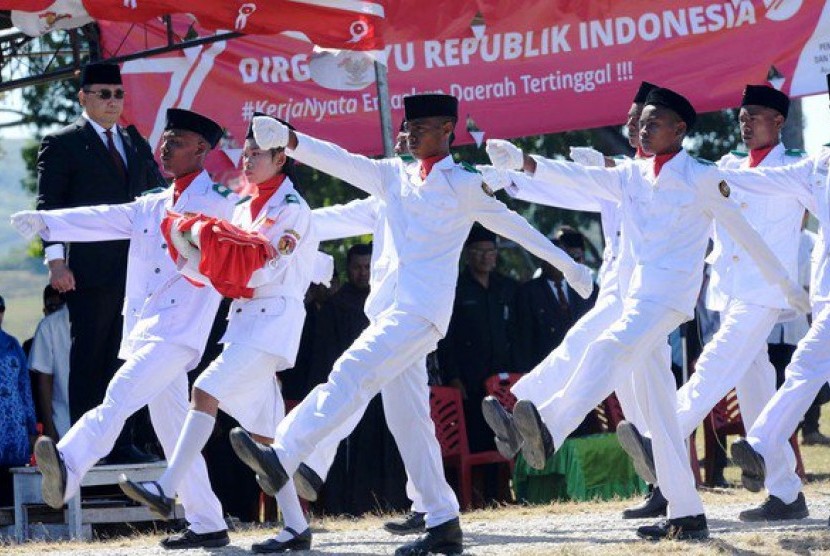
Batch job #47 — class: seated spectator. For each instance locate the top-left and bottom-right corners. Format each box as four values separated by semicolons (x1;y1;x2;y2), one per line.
29;286;70;441
0;294;37;506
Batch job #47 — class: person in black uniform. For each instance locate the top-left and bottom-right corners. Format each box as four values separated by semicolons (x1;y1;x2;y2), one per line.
36;62;159;463
439;224;518;454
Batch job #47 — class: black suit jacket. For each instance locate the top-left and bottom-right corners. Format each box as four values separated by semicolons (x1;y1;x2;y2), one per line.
513;276;598;373
36;117;157;290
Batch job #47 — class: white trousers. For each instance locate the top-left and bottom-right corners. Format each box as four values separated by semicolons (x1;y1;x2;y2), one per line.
676;298;800;503
538;299;701;518
748;302;830;498
273;308;459;528
195;344;289;438
513;290;652;437
303;359;429;514
58;342;226;534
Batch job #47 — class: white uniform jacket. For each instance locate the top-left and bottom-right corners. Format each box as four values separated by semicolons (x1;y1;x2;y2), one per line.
289;133;583;335
722;147;829;303
508;159;628;296
707;145;806;312
220;178;317;363
38;170;235;366
528;150;791;317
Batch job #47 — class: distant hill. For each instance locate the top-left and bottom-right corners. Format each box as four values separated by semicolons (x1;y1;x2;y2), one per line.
0;137;37;262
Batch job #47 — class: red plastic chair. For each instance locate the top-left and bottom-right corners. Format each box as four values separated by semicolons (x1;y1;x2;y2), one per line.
429;386;512;509
704;389;805;485
483;373;523;412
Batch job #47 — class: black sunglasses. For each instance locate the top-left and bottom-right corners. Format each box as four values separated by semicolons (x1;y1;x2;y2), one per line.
84;88;125;100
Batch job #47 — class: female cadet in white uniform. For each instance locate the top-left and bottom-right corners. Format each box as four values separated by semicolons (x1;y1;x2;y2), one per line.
227;93;595;556
118;115;319;553
11;109;235;549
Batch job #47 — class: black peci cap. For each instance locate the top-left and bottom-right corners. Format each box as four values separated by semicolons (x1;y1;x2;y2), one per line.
633;81;658;104
165;108;223;148
741;85;790;118
404;94;458;121
80;62;122;87
644;87;697;129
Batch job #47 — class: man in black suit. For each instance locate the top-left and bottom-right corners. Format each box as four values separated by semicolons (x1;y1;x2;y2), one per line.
513;227;598;374
36;62;159;462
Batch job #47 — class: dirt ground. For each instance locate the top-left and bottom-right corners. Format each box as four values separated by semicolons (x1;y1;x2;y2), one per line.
5;481;830;555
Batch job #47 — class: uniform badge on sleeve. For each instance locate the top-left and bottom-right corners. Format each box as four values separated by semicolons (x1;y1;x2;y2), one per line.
277;229;301;256
718;180;730;198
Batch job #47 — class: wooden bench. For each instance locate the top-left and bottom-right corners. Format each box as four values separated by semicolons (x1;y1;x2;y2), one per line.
11;461;180;542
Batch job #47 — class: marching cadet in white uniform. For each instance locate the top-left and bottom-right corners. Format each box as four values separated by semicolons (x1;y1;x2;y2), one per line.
118;114;319;553
226;93;594;556
11;109;235;550
479;81;668;518
617;85;809;523
485;87;808;540
722;82;830;525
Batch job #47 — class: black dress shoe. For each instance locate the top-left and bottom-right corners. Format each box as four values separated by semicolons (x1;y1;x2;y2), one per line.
229;427;288;496
34;436;67;509
730;438;765;493
636;514;709;540
481;396;523;459
384;511;426;536
622;487;667;519
105;444;161;464
293;463;324;502
394;517;462;555
739;492;809;522
252;527;312;553
160;528;230;549
616;421;657;485
119;476;173;519
512;400;554;470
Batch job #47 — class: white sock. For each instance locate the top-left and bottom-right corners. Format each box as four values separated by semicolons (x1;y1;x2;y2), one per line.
274;480;308;541
156;410;216;497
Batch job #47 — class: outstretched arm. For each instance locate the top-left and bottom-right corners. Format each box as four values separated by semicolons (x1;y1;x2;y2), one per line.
312;197;379;242
703;178;810;313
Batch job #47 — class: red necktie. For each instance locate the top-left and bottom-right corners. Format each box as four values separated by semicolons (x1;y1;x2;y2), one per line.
104;129;128;182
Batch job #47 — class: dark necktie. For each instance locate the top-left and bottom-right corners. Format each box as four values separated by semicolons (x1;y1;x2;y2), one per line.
105;129;128;182
555;280;571;322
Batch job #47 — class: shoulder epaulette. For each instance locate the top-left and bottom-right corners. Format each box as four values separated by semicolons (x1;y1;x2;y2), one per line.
235;195;252;205
785;148;806;157
611;154;628;160
285;193;300;204
729;150;748;158
823;142;830;147
212;183;233;198
140;186;167;196
695;157;716;166
460;161;481;174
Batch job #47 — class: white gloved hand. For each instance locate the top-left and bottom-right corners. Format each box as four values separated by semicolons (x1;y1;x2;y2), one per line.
485;139;524;170
569;146;606;168
476;165;512;193
565;263;595;299
10;211;46;240
781;280;811;315
252;115;289;150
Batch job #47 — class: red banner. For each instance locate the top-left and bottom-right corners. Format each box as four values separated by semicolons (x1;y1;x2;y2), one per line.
103;0;830;159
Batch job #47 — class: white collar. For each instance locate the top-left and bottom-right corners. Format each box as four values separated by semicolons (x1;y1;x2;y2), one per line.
82;112;119;135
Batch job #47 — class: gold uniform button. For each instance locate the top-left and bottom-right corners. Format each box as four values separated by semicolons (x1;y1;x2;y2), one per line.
732;255;740;262
740;202;748;209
